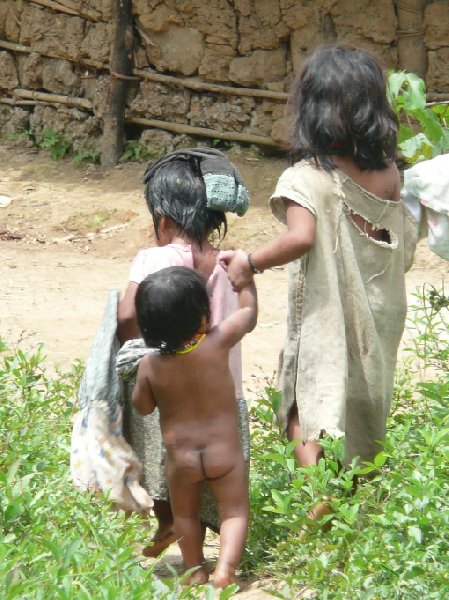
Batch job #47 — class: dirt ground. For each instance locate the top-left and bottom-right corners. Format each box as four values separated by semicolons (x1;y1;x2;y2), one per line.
1;142;448;597
0;143;292;397
1;142;448;388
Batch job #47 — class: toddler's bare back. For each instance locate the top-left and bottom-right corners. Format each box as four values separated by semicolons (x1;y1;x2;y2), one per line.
140;337;243;482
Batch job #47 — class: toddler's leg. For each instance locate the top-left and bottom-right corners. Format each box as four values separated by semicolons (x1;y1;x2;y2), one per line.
207;458;249;589
168;469;208;585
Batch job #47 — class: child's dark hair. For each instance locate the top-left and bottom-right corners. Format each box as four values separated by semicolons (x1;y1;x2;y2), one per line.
135;266;211;353
289;44;398;171
144;157;227;246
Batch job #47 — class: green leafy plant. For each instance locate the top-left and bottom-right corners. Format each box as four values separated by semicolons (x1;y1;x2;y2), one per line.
35;128;73;161
72;142;101;165
244;287;449;598
89;211;110;229
7;129;34;144
406;284;449;376
122;139;158;162
387;71;449;164
9;129;101;165
0;342;238;599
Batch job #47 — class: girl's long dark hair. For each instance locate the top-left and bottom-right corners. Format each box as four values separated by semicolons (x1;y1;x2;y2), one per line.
289;44;398;171
144;157;227;246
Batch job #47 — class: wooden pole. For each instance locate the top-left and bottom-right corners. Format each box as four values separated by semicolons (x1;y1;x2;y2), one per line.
29;0;103;22
127;117;278;147
101;0;133;168
13;88;93;109
0;39;105;69
396;0;426;78
134;68;288;101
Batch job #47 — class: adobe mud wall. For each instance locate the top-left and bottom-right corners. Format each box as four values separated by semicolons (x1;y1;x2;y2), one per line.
0;0;448;155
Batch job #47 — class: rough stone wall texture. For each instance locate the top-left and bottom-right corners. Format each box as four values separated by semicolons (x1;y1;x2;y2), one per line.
0;0;448;151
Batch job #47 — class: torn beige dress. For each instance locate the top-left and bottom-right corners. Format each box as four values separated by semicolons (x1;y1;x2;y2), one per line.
270;160;419;465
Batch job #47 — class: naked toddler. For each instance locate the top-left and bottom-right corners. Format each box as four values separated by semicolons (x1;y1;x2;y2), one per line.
132;265;257;587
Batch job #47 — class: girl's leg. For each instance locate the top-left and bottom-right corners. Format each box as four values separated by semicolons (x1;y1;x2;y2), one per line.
287;403;331;522
287;403;324;466
207;459;249;589
142;499;176;557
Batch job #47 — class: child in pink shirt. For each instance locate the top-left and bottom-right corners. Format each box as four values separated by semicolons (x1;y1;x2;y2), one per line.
117;148;251;557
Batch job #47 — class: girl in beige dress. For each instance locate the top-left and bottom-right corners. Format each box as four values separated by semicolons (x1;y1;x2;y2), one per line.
221;45;418;517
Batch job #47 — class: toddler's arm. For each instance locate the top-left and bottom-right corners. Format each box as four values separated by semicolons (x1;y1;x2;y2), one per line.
222;201;315;290
214;279;257;348
132;356;156;416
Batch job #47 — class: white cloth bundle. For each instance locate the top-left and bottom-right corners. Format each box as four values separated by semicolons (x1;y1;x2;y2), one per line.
402;154;449;261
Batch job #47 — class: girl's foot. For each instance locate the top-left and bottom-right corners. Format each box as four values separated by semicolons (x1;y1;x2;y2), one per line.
213;570;242;591
142;528;177;557
300;502;333;538
184;566;209;585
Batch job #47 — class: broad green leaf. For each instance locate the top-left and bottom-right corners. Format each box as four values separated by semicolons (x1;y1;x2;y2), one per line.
7;458;21;483
399;133;433;162
407;525;423;544
397;123;414;145
403;73;426;111
219;584;240;599
387;71;409;103
374;451;387;468
415;109;443;141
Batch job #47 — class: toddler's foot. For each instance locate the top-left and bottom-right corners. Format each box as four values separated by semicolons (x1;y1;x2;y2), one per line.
184;566;209;586
142;528;177;557
213;570;242;591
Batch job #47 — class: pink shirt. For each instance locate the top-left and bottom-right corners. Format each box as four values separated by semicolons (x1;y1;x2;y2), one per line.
129;244;243;400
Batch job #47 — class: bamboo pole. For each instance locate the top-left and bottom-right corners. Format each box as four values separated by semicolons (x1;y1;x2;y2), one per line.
30;0;77;17
0;90;277;145
0;40;30;54
101;0;133;168
427;93;449;103
0;38;287;100
56;0;103;21
29;0;103;22
0;37;287;101
127;117;278;147
134;68;289;102
396;0;426;78
0;97;44;106
0;94;279;147
0;39;105;69
13;88;93;110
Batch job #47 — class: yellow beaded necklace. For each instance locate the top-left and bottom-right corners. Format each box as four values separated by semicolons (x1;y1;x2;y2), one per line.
175;333;206;355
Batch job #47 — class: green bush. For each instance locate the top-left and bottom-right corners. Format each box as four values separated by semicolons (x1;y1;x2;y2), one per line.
244;289;449;599
2;288;448;598
387;71;449;164
0;342;236;599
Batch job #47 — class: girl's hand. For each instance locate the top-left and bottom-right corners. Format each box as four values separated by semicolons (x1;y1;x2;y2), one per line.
220;249;253;291
218;250;235;271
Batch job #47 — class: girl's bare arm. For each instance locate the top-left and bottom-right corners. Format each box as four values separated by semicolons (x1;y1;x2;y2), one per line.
132;358;156;416
117;282;140;344
222;201;316;290
213;279;258;348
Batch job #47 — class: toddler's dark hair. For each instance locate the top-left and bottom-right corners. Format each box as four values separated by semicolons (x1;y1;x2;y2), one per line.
135;266;211;353
289;44;398;171
144;157;227;246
